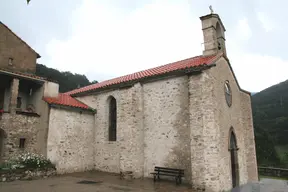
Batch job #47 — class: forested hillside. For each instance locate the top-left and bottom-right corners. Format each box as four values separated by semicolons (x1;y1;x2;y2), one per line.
252;79;288;168
36;64;98;93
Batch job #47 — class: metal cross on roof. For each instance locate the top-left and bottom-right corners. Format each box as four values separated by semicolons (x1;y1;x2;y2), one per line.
209;5;214;14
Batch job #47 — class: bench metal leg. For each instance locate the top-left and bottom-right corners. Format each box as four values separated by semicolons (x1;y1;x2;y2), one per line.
175;176;179;185
175;176;182;185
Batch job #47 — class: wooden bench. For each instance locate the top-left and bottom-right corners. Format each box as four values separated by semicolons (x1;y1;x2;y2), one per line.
150;166;184;185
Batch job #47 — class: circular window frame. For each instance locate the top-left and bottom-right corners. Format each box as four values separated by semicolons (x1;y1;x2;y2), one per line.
224;80;232;107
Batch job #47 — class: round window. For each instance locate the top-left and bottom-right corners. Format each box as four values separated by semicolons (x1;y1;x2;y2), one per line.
224;81;232;107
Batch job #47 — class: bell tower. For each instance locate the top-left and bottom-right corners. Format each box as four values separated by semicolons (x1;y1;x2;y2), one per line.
200;6;226;56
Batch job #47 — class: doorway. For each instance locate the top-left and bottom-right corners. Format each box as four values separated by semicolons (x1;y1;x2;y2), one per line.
229;128;239;188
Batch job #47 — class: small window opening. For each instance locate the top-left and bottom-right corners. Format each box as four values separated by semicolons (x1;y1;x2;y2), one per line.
19;138;26;148
218;41;222;50
8;58;13;66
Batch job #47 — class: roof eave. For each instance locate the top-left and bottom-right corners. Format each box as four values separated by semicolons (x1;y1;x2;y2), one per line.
48;103;96;114
222;55;251;96
70;64;215;97
0;69;45;84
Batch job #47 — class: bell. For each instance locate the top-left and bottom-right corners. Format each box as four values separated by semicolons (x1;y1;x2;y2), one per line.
218;42;221;50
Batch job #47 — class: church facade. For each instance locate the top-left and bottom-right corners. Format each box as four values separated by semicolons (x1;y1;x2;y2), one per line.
0;12;258;192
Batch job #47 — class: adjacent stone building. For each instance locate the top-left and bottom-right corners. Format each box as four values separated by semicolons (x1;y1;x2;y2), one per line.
0;21;60;162
0;12;258;192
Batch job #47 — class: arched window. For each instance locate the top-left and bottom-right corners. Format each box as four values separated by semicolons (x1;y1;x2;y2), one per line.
216;22;222;39
108;96;117;141
229;131;237;150
216;22;223;50
224;80;232;107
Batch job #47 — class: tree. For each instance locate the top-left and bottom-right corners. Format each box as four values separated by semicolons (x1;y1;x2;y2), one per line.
91;80;98;84
252;79;288;168
36;64;97;93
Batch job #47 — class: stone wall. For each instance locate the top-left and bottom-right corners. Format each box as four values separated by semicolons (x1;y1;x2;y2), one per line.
143;76;191;181
189;70;220;191
77;90;122;174
118;83;144;178
77;84;145;178
77;78;191;180
210;57;247;191
0;168;56;182
0;23;38;73
0;112;41;161
0;77;50;162
240;92;258;181
68;56;257;191
201;57;257;191
187;57;257;191
47;107;94;174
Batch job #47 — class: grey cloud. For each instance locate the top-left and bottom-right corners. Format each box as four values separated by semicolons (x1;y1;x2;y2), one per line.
1;0;288;81
0;0;80;61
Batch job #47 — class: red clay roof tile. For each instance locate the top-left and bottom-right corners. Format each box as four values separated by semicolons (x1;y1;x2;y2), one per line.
43;93;91;110
66;53;221;96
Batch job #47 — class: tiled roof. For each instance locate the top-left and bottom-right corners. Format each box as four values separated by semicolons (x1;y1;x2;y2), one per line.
43;93;93;111
66;53;222;96
0;68;48;82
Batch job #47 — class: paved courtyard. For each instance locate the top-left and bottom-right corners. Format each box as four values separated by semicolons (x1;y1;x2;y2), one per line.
0;171;287;192
0;171;193;192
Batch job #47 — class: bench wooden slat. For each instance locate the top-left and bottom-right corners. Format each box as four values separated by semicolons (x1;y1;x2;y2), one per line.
155;167;184;171
153;169;184;175
151;173;182;177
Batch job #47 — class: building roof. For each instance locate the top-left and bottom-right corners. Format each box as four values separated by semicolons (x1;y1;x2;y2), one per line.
0;68;47;82
66;53;222;96
0;21;41;58
43;93;94;111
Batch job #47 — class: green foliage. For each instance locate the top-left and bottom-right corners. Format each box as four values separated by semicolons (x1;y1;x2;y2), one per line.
91;80;99;84
0;160;22;170
0;152;55;170
252;79;288;168
275;145;288;166
36;64;97;93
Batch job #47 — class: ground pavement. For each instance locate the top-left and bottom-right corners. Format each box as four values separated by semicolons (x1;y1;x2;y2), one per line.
0;171;287;192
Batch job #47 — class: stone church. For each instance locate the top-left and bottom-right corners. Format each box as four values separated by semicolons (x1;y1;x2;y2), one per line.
0;11;258;191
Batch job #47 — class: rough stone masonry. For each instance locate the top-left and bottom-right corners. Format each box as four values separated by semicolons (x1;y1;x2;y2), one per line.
48;13;257;192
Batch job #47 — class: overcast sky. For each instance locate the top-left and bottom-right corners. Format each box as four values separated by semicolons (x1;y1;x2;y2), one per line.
1;0;287;92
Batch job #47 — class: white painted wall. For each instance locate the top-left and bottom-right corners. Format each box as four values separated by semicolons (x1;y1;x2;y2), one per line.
47;108;94;174
143;76;191;180
43;81;59;98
